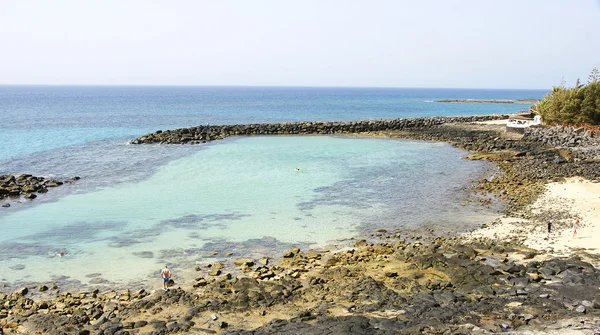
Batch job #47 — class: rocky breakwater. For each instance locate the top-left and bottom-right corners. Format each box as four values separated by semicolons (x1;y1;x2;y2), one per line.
2;235;600;334
129;115;510;145
524;126;600;153
0;174;79;207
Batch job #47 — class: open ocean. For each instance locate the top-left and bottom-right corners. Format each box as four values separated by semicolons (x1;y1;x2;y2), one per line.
0;86;547;290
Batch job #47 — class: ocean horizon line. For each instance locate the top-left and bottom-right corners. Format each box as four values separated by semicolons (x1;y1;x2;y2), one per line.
0;83;549;92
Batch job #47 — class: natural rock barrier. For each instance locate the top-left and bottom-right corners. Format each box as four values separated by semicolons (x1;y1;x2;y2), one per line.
130;115;510;145
0;174;79;205
524;125;600;148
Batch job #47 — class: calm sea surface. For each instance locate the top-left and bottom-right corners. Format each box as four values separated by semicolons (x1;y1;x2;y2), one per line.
0;86;546;290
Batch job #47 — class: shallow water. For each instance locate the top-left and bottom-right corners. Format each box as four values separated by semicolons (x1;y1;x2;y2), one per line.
0;135;497;289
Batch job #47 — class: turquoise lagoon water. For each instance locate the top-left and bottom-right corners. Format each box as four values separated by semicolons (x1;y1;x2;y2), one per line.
0;135;495;288
0;86;547;290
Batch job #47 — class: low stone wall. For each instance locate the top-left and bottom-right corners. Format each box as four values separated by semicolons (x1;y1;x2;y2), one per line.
130;114;510;145
523;126;600;147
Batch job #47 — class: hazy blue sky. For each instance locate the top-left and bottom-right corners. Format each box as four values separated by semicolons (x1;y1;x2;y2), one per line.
1;0;599;88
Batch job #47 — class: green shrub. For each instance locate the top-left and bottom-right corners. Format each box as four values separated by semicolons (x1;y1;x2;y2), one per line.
536;68;600;125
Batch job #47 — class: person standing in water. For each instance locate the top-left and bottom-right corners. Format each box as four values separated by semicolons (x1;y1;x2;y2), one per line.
160;265;172;291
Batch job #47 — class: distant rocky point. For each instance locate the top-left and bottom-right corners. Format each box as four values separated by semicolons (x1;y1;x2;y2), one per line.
436;99;540;104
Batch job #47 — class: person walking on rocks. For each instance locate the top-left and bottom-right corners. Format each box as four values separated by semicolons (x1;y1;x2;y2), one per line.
547;221;552;238
160;265;172;291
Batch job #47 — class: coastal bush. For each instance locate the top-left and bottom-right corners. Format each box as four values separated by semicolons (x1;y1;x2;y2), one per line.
536;68;600;125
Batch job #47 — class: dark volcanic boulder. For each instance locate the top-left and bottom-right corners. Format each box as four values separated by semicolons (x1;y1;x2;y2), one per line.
21;314;71;334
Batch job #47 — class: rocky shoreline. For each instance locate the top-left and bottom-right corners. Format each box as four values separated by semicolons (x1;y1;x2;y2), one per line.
0;174;80;207
3;118;600;334
2;235;600;334
358;121;600;215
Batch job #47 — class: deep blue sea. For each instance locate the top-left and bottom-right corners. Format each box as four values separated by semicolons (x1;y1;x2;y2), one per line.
0;86;545;161
0;86;547;290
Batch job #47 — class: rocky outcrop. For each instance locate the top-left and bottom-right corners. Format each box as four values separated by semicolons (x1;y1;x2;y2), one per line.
129;115;510;145
524;126;600;148
0;174;79;203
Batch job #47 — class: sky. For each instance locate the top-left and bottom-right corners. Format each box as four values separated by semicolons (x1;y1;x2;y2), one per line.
1;0;599;89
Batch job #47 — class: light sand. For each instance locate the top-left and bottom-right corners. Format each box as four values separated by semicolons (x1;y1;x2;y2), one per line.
467;177;600;258
476;119;509;125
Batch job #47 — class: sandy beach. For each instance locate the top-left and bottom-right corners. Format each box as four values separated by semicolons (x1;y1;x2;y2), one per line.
468;177;600;258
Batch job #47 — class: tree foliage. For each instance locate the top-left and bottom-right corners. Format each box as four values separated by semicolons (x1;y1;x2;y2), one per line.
536;68;600;125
